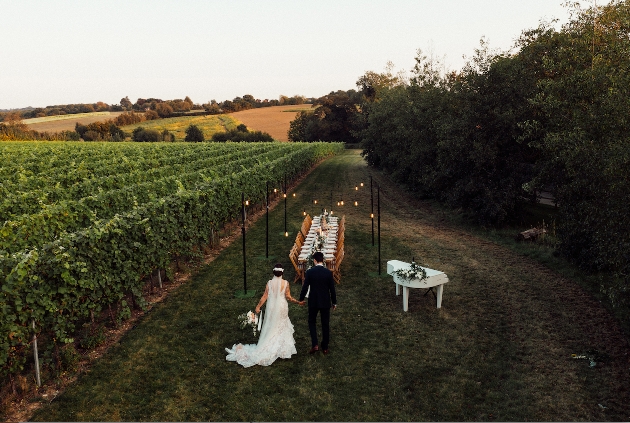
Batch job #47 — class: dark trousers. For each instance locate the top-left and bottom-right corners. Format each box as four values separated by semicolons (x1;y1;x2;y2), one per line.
308;306;331;350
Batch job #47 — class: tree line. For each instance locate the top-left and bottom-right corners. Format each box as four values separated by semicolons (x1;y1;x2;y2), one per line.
1;94;310;122
288;1;630;306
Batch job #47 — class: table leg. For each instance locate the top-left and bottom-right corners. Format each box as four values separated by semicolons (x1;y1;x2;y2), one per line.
395;282;400;296
403;286;409;312
436;284;444;308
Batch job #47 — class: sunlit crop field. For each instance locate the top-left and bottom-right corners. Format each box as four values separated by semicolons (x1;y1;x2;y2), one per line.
22;112;127;133
228;104;313;141
121;114;241;141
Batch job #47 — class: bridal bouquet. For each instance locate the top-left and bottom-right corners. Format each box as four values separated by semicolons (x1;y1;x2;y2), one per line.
238;310;259;337
393;261;428;283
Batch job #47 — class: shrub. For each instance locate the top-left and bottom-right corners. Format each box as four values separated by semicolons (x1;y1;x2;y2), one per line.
184;124;204;142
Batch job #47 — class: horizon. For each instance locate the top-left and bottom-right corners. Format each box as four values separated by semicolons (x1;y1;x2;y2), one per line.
0;0;606;110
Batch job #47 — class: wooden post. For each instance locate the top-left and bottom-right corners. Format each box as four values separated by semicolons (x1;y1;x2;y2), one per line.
242;192;247;293
157;269;162;289
32;320;41;387
266;181;269;258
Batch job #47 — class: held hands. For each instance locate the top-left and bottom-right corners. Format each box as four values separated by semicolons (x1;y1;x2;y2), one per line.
298;301;306;306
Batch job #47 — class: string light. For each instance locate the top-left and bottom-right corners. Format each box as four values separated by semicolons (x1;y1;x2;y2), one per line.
371;213;374;218
303;210;307;216
354;201;358;206
283;193;287;198
314;199;318;204
355;185;358;191
292;193;296;197
274;188;278;193
285;231;288;237
245;200;249;206
360;182;364;187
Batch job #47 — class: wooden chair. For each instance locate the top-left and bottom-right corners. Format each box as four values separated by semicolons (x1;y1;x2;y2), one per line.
332;245;344;284
294;232;304;249
301;215;312;235
289;244;304;283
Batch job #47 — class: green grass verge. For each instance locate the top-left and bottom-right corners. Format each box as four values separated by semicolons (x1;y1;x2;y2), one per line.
30;151;630;421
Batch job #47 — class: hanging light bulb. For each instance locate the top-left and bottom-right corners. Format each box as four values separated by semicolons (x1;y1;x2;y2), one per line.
354;201;358;206
303;210;307;216
314;199;318;204
283;193;287;198
355;185;358;191
274;188;278;193
330;210;334;215
370;213;374;218
285;231;288;237
292;193;296;197
340;200;344;206
337;201;340;206
361;182;364;187
245;200;249;206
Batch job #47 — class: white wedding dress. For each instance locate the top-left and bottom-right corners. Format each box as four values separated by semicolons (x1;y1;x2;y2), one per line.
225;276;297;367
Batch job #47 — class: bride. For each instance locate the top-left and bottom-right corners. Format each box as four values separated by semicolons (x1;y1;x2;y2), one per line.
225;263;303;367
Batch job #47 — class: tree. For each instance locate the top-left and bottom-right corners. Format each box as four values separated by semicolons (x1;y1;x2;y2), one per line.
144;110;159;120
120;96;133;110
155;102;173;118
132;127;160;142
184;124;204;142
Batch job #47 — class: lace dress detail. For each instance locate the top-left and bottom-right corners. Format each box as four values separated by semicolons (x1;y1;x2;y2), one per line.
225;277;297;367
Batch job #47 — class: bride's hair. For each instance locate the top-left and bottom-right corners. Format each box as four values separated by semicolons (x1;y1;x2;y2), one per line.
272;263;284;277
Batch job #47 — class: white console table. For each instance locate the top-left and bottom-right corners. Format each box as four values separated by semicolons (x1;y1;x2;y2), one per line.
387;260;449;311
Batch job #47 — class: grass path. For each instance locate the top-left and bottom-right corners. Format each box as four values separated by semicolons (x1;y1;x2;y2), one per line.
31;150;630;421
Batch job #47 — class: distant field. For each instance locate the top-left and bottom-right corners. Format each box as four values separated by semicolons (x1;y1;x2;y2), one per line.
21;105;312;141
120;114;242;141
228;104;313;141
23;111;127;133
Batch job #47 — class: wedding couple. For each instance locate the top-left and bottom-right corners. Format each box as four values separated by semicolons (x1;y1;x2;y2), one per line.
225;251;337;367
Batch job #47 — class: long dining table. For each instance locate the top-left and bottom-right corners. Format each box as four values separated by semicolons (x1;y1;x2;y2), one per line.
297;215;339;271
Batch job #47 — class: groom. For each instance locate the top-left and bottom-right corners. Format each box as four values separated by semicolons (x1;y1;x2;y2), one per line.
299;251;337;355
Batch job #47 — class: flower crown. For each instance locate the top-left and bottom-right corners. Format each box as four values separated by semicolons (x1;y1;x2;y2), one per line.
273;267;284;272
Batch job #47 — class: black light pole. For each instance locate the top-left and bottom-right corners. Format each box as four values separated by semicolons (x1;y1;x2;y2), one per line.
266;182;269;258
377;184;381;275
370;175;374;246
242;192;247;292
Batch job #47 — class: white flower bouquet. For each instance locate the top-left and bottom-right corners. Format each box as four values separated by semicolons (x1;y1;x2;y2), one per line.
238;310;259;337
393;261;428;283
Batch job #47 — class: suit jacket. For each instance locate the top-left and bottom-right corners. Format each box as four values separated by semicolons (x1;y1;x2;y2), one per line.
299;264;337;308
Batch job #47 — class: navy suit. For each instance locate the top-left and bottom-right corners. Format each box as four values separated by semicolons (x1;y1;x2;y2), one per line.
299;264;337;350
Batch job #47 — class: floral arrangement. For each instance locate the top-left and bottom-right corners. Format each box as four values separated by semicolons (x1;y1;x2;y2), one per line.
238;310;259;337
393;261;428;283
315;234;327;251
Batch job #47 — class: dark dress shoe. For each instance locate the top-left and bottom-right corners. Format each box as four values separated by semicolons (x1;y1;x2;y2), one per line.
309;346;319;354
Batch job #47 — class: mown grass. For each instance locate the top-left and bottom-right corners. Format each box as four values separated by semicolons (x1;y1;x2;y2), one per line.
121;115;242;142
31;150;630;421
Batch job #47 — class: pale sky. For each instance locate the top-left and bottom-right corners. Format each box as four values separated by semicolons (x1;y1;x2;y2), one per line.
0;0;604;110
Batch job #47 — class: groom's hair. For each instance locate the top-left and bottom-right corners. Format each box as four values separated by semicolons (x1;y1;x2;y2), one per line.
312;251;324;263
